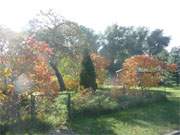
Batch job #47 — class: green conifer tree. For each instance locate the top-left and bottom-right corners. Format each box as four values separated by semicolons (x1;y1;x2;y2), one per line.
80;49;97;91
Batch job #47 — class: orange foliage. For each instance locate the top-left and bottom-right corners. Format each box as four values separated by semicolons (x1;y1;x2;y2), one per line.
119;55;176;88
33;60;52;83
6;37;57;95
25;37;59;94
91;53;110;69
91;53;110;84
0;37;58;97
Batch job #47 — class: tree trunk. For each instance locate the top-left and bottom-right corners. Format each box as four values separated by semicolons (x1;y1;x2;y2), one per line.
50;63;66;91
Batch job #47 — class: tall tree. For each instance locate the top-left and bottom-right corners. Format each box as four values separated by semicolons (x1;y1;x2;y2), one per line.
155;49;169;62
146;29;170;55
119;55;176;89
99;24;148;75
80;49;96;92
79;25;99;52
28;10;80;91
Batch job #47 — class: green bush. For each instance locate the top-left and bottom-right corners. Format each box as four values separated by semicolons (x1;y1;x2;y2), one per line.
72;92;118;115
71;89;167;116
36;95;68;127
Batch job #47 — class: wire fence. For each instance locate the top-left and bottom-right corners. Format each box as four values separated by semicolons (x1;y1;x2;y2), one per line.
0;92;72;134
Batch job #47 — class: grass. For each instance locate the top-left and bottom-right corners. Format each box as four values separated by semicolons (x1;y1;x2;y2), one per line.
71;87;180;135
1;86;179;135
149;86;180;97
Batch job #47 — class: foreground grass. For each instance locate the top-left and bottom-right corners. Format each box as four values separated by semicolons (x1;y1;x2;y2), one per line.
1;87;179;135
71;87;180;135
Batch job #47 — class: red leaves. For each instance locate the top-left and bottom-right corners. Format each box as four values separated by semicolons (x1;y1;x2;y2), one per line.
22;37;56;93
33;61;51;82
25;36;53;56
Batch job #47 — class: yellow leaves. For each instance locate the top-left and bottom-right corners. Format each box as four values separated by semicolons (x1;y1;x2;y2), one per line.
0;91;7;101
64;76;79;90
3;68;12;77
7;84;14;91
0;83;14;96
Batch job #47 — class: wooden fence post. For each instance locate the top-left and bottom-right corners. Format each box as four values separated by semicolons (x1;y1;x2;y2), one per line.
30;94;35;121
67;93;71;120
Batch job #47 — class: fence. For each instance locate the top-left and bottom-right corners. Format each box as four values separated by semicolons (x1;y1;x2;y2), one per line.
0;92;72;134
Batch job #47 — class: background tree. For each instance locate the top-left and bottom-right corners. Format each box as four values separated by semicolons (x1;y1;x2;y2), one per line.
91;53;110;85
0;26;23;95
79;25;99;53
99;25;148;76
58;56;80;90
99;25;171;77
169;47;180;86
146;29;170;56
80;49;96;92
155;49;169;62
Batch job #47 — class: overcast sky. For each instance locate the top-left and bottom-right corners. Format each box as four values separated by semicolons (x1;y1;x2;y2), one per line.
0;0;179;50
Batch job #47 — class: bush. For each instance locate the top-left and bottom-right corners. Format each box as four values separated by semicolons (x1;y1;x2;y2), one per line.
36;94;68;127
110;88;167;109
72;90;118;115
71;88;167;116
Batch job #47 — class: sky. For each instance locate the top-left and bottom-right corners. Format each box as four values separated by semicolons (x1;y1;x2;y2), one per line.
0;0;179;50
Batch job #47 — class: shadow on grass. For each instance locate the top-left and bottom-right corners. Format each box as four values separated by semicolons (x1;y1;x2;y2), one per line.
71;116;117;135
71;98;180;135
72;89;169;117
0;117;52;135
114;98;180;127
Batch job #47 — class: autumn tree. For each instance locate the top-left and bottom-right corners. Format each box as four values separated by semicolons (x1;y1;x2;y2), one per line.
24;37;58;93
0;30;59;97
28;9;81;91
91;53;110;84
99;25;171;76
119;55;176;89
99;25;149;75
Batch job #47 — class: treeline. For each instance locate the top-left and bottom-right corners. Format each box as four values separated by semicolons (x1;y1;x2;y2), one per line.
0;10;179;89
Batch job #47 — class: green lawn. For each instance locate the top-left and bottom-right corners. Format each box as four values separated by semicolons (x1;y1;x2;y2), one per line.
71;87;180;135
2;87;179;135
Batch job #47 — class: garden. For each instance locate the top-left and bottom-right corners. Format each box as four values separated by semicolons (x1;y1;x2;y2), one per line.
0;10;180;135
